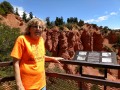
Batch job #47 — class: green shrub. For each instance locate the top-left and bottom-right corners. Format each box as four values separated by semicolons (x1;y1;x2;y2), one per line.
47;77;79;90
0;7;5;15
90;84;101;90
0;23;20;61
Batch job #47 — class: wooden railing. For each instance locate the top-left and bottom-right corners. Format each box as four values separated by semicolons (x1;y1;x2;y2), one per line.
0;61;14;82
48;60;120;89
0;60;120;89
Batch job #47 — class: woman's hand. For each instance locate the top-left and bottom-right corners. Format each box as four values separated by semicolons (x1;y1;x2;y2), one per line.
45;56;64;63
51;57;64;63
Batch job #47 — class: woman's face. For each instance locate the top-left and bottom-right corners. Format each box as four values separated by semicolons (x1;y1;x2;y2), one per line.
29;23;43;40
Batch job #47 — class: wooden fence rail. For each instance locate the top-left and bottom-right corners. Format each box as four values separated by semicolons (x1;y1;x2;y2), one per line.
0;60;120;89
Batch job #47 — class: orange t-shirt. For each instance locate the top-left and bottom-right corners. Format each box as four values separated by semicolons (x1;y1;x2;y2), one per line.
11;35;46;90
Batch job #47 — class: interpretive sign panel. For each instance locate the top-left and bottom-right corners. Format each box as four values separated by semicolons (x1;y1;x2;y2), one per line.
73;51;117;64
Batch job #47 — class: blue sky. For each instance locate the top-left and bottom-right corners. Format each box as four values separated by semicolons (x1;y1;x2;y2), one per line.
0;0;120;29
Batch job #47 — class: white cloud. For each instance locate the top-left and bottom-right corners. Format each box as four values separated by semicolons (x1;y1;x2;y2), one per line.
110;12;118;15
85;15;108;23
85;19;94;23
112;27;120;29
96;15;108;22
85;11;118;23
13;5;29;18
13;5;24;17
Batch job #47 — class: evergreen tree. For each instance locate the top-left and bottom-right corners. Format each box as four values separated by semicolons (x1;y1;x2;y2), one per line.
46;17;51;26
15;8;20;16
67;17;78;24
22;11;27;22
73;17;78;23
0;1;14;15
55;17;64;26
78;19;84;27
67;17;74;23
29;12;33;19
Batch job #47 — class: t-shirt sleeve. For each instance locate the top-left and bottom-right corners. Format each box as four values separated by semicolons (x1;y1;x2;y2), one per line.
10;36;24;60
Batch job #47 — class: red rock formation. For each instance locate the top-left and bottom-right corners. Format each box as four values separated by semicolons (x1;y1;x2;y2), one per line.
45;30;52;51
67;31;76;59
74;30;83;51
93;32;104;51
44;27;119;76
0;14;26;30
67;30;83;59
51;29;60;56
107;31;118;44
58;31;70;59
81;30;91;51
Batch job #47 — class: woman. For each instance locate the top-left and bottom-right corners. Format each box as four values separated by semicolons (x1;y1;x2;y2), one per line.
11;18;63;90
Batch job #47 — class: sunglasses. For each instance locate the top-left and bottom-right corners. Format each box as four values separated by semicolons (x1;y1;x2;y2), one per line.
31;25;44;29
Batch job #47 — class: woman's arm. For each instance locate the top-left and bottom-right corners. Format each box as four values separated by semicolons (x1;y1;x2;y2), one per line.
45;56;64;63
13;58;25;90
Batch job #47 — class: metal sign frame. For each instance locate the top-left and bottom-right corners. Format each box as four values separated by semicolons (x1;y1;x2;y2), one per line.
73;51;117;64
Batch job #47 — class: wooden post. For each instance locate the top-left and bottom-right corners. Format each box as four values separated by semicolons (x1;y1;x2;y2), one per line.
118;60;120;79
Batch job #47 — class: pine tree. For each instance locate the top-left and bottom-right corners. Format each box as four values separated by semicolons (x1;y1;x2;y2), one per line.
0;1;14;15
15;8;20;16
22;11;27;22
29;12;33;19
